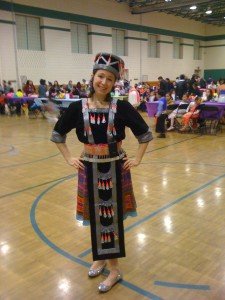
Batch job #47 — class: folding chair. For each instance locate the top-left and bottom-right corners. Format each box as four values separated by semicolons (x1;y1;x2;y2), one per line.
199;105;221;135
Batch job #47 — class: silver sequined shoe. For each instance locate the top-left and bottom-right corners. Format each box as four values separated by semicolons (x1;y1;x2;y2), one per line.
98;271;122;292
88;262;106;278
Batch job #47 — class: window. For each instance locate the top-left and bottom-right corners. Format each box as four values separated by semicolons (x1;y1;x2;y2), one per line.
173;37;182;59
112;29;125;56
71;23;89;54
16;15;42;50
148;34;159;58
194;40;201;60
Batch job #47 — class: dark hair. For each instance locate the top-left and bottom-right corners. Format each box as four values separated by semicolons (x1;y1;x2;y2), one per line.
158;76;163;80
40;79;46;85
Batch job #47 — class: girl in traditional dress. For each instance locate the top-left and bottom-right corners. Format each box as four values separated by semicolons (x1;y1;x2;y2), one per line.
51;53;152;292
179;96;202;132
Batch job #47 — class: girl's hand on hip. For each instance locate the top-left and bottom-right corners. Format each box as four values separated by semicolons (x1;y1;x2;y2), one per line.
123;157;139;170
67;157;84;170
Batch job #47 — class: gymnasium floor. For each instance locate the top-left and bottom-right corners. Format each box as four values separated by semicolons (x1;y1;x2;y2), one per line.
0;113;225;300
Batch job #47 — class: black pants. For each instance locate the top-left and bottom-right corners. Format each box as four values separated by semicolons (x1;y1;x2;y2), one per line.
156;113;167;133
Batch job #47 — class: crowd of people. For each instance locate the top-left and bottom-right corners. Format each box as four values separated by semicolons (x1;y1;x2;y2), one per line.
0;74;225;119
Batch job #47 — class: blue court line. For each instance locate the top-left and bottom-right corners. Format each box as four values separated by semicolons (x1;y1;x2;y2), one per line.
30;180;163;300
154;281;210;291
0;153;59;168
78;173;225;258
0;173;76;199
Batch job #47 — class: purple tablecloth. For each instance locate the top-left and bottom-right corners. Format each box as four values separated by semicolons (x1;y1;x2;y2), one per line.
199;102;225;118
146;101;225;118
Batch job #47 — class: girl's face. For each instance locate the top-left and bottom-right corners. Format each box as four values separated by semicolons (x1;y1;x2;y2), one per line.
93;70;116;96
206;89;211;96
182;94;188;101
166;93;171;100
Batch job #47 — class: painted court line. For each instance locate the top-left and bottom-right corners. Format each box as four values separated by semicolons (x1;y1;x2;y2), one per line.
154;281;210;291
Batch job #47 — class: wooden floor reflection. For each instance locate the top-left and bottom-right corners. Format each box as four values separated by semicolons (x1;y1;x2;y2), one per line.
0;114;225;300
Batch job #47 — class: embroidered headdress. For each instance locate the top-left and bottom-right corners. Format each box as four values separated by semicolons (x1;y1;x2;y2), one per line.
93;52;125;80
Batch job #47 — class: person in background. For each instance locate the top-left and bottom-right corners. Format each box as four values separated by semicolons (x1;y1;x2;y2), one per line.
23;80;36;96
217;78;225;102
175;74;188;100
0;83;4;93
4;80;12;94
51;52;152;293
38;79;47;98
167;92;190;131
67;80;73;91
49;81;60;99
158;76;169;94
6;88;14;98
191;83;202;97
202;88;213;102
196;76;206;89
148;90;158;102
128;85;140;107
15;89;23;98
179;96;202;132
165;92;174;106
155;90;167;138
70;85;81;99
165;78;174;92
0;91;5;114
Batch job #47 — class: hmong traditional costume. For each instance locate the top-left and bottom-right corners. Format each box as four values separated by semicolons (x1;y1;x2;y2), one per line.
51;98;152;260
51;52;152;260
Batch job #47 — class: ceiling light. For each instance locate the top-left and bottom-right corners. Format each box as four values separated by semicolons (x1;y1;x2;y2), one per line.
205;9;212;14
190;5;197;10
165;0;171;2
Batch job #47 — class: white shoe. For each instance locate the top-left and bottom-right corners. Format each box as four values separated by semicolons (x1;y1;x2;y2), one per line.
167;126;174;131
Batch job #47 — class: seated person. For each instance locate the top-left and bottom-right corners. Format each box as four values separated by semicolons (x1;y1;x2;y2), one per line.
179;96;202;132
166;92;174;106
148;90;158;102
6;88;15;98
15;89;24;98
0;92;5;114
202;88;213;102
217;78;225;102
167;93;190;131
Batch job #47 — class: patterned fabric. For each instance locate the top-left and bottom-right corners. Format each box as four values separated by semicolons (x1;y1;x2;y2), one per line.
77;166;89;222
76;161;137;224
